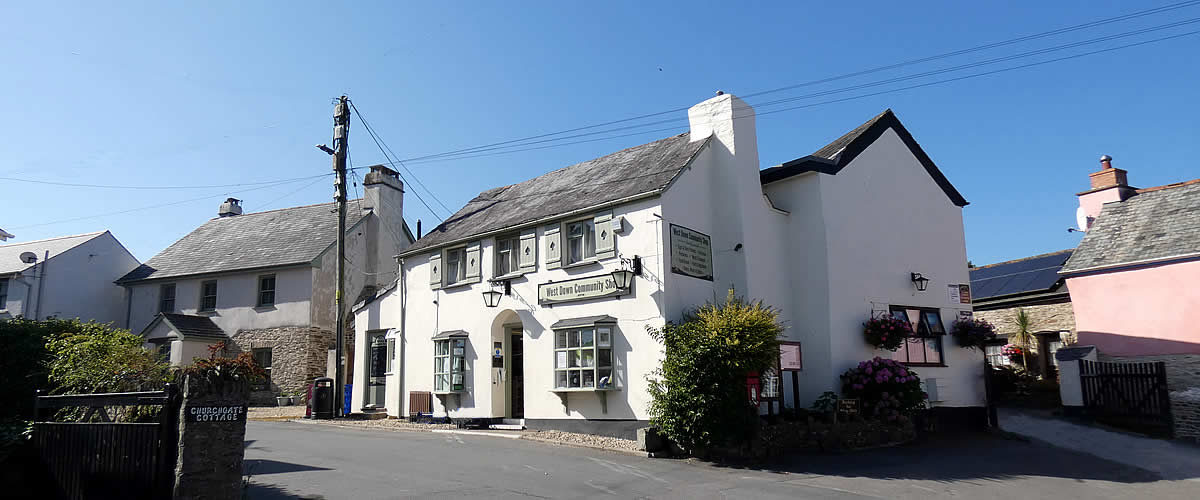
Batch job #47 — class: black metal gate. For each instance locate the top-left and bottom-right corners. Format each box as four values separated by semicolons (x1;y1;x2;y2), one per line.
32;386;180;500
1079;360;1173;437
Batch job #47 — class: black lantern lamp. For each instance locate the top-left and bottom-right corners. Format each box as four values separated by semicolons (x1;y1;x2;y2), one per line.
910;272;930;292
482;283;503;308
611;255;642;291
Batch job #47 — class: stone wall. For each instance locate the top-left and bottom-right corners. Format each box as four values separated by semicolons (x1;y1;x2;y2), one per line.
1171;388;1200;443
1098;353;1200;393
174;373;250;500
229;326;335;402
974;301;1078;350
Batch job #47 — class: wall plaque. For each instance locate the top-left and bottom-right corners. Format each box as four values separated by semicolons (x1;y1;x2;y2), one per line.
837;398;859;417
538;274;630;305
669;224;713;281
185;404;247;423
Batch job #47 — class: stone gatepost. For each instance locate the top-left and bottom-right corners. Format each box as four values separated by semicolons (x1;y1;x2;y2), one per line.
174;373;250;500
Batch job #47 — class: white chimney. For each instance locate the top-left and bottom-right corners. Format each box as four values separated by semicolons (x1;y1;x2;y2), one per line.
218;198;243;217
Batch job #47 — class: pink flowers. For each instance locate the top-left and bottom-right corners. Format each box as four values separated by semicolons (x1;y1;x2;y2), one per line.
840;357;928;424
863;315;911;351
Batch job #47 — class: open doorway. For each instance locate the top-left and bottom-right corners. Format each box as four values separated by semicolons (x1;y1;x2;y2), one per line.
366;331;387;409
510;328;524;419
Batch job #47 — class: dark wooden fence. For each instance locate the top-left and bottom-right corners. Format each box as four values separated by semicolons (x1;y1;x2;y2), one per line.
1079;360;1173;437
32;386;180;500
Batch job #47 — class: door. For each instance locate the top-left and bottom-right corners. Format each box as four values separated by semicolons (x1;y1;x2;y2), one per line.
510;330;524;419
367;332;387;408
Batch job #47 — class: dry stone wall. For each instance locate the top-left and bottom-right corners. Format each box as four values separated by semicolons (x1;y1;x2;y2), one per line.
1171;388;1200;443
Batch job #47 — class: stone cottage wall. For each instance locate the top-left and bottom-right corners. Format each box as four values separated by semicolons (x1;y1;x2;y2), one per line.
1171;388;1200;443
229;326;334;404
974;301;1077;349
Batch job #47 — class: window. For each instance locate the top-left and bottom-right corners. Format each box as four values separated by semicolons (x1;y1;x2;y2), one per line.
434;336;466;392
889;307;945;366
257;275;276;307
444;247;466;286
985;342;1011;367
554;325;614;389
386;338;396;373
252;348;272;386
159;284;176;313
199;280;218;312
565;219;596;265
495;234;521;276
155;341;171;362
1047;335;1064;368
0;278;8;310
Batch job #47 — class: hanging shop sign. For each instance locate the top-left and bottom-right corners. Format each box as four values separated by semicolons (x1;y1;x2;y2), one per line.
538;274;630;305
669;224;713;281
185;404;247;423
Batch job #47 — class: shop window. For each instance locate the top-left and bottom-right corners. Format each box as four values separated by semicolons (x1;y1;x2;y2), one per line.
889;306;945;366
159;283;176;313
434;334;467;392
554;325;614;389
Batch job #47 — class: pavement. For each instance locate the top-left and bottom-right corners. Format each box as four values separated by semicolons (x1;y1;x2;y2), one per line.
1000;407;1200;481
244;420;1200;499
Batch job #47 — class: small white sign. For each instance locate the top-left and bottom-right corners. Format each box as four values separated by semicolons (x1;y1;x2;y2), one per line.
948;284;960;303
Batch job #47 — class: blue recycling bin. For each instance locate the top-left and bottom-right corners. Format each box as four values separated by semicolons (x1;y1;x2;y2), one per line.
344;383;352;415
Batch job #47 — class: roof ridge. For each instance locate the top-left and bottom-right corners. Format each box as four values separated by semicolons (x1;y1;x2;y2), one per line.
202;198;363;220
1134;178;1200;194
974;249;1074;270
0;230;106;248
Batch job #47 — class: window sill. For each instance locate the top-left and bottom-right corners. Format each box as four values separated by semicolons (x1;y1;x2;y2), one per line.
196;310;218;316
492;271;529;281
560;258;606;270
550;387;618;393
901;362;948;368
432;390;466;395
254;305;276;312
440;280;478;290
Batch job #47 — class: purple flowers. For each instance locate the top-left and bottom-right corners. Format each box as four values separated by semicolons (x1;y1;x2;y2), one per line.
840;357;928;424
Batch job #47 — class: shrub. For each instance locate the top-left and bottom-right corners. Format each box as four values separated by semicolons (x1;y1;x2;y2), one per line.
862;315;910;351
0;318;74;418
175;341;266;388
646;291;783;452
45;322;170;395
840;357;927;423
950;318;997;350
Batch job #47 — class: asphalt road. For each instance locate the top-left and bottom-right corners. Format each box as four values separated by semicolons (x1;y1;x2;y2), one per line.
244;421;1199;499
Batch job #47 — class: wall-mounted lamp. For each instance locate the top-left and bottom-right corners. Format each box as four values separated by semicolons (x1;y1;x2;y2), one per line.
611;255;642;290
910;272;930;292
482;282;503;308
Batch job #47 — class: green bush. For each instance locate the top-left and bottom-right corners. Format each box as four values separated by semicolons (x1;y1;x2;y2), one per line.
646;291;783;452
840;357;927;423
45;321;170;395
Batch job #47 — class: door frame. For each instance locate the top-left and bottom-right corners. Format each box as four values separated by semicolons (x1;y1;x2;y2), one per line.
504;324;524;419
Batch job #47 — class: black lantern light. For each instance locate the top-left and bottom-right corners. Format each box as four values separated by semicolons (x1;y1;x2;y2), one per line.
482;283;503;308
910;272;930;292
611;255;642;290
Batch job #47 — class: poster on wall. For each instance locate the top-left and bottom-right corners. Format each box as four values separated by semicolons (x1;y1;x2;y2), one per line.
780;342;803;371
948;284;960;303
958;284;972;304
669;224;714;281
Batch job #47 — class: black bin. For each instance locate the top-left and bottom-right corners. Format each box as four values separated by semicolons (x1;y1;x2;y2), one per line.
312;377;334;419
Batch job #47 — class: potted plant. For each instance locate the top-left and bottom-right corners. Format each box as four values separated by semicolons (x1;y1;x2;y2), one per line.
276;392;292;406
862;314;910;351
950;317;997;350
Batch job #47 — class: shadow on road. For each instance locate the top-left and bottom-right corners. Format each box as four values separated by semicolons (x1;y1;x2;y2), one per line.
244;481;328;500
244;458;333;476
712;434;1165;484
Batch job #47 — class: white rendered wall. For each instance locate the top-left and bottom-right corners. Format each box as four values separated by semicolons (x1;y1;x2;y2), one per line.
3;232;139;325
817;128;982;408
127;266;314;335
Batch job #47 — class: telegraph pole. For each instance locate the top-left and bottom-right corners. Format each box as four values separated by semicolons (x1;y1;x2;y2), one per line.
332;95;350;417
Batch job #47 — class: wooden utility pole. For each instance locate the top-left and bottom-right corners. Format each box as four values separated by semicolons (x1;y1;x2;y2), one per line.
332;95;350;417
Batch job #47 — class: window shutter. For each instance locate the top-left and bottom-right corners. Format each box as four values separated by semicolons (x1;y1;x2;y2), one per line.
465;242;482;282
545;224;561;269
594;212;615;259
518;227;537;272
429;253;442;289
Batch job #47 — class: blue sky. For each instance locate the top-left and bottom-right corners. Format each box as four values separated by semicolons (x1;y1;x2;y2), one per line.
3;1;1198;266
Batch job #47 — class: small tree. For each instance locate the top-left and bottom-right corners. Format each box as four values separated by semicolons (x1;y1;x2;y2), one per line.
45;322;170;395
646;291;783;452
1010;308;1034;372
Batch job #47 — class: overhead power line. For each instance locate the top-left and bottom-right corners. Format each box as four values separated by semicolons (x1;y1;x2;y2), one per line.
1;172;330;190
387;0;1200;164
348;100;452;221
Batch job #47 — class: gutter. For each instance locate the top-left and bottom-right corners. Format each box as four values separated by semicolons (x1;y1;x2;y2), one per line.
1060;252;1200;277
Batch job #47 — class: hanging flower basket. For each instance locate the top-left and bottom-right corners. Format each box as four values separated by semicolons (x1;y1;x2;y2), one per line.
950;318;997;350
863;314;911;351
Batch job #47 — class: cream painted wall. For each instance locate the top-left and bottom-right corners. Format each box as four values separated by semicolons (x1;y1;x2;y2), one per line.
817;128;982;408
127;266;314;335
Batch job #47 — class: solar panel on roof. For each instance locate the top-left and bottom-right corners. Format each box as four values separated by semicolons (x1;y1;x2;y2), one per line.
968;250;1072;300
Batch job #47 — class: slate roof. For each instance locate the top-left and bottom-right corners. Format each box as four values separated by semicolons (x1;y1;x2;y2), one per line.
153;313;228;340
970;250;1073;301
1061;181;1200;275
402;133;708;255
759;109;968;207
119;200;368;283
0;231;107;275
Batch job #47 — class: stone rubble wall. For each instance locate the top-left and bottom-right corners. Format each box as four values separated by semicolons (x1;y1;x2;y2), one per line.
973;301;1077;351
1170;388;1200;443
228;326;335;402
1098;353;1200;393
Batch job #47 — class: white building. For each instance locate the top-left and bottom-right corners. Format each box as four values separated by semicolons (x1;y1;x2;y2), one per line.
119;165;413;400
0;231;139;324
353;94;983;438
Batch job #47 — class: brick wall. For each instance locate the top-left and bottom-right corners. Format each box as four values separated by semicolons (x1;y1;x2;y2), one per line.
1170;388;1200;443
974;301;1077;350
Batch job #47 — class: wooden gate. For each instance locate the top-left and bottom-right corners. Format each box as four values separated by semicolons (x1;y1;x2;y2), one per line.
1079;360;1173;437
32;386;180;500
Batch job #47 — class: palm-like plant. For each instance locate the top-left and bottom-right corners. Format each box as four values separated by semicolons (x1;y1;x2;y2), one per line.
1010;308;1034;372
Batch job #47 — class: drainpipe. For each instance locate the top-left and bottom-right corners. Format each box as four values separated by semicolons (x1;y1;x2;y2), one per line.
33;250;48;320
123;285;133;330
398;257;407;415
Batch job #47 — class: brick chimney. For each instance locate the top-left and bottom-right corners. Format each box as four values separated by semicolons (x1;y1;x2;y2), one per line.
1076;155;1136;230
218;198;242;217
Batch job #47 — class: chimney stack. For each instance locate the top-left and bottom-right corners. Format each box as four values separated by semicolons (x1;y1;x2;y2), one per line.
1088;154;1129;191
218;198;243;217
1075;155;1136;231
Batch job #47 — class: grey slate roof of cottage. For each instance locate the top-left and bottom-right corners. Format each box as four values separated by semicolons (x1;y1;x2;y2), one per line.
1061;181;1200;275
402;133;708;256
970;249;1073;301
759;109;968;207
0;231;108;275
118;200;369;283
150;313;228;340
